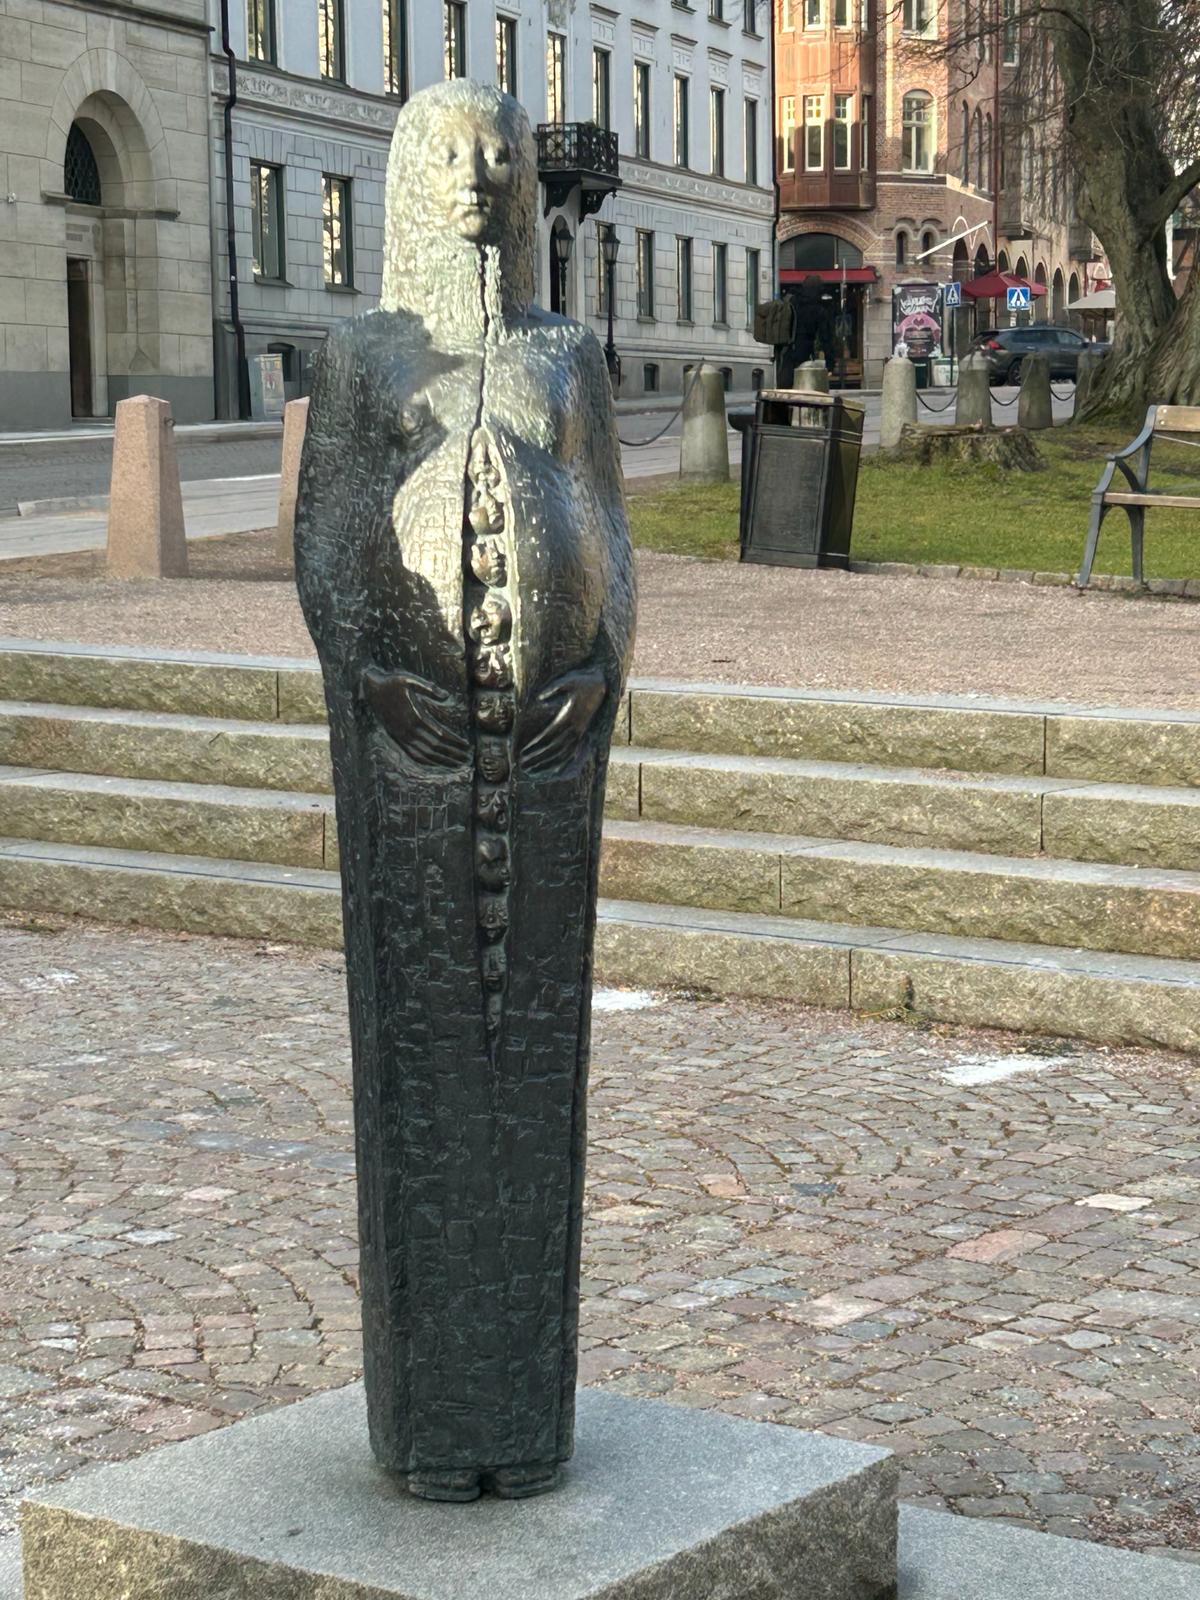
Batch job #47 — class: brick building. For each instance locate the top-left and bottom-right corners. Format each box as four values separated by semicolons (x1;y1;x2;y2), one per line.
774;0;1104;384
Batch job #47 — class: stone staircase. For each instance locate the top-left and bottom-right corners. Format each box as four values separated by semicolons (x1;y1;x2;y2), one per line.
3;638;1200;1051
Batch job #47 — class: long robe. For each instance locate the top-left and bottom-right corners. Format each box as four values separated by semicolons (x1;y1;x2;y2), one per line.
295;292;634;1490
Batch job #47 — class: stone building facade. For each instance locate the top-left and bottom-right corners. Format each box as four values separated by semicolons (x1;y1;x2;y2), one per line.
0;0;214;429
774;0;1103;384
209;0;776;414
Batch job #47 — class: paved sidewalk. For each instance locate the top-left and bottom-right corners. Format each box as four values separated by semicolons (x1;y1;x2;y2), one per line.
2;915;1199;1561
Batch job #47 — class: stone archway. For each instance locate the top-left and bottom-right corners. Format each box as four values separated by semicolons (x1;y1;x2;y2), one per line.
46;54;170;418
1034;262;1049;321
1052;267;1066;324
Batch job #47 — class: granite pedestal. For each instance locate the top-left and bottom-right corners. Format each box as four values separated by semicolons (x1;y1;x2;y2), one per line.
21;1385;897;1600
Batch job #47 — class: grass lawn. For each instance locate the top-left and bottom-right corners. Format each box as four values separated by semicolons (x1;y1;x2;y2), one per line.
626;427;1200;578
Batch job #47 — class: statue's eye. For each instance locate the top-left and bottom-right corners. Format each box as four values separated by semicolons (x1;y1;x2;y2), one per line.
491;144;510;166
446;146;458;164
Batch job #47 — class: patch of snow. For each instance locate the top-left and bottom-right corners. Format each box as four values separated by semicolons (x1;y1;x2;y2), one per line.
939;1053;1073;1087
592;988;658;1013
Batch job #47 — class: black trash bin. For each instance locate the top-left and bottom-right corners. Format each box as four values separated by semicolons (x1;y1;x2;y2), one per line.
728;407;756;507
739;389;865;569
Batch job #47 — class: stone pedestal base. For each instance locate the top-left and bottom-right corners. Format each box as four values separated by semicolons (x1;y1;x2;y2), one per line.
22;1385;896;1600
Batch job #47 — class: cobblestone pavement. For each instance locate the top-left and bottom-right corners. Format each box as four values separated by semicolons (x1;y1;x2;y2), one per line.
2;916;1200;1562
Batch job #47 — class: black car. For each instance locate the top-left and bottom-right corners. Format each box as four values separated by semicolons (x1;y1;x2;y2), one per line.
968;325;1111;385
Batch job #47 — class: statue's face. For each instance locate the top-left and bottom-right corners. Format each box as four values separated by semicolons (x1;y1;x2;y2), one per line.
429;110;515;243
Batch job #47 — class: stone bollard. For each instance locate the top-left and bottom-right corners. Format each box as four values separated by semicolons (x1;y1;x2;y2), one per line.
1017;352;1053;430
106;395;187;578
679;362;730;483
275;397;310;566
795;359;831;394
1074;348;1108;418
955;353;992;429
880;356;917;450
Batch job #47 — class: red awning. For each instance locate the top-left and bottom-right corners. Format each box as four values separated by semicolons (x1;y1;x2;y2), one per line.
961;271;1048;300
779;268;878;285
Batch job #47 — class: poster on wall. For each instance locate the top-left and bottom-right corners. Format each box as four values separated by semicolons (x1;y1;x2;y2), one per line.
892;283;944;358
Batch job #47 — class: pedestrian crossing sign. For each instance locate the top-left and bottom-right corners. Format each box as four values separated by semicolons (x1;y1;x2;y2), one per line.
1007;285;1031;311
943;281;962;308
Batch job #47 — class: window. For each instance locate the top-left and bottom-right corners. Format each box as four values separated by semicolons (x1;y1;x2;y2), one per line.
634;61;651;157
596;221;614;313
921;229;936;258
833;93;851;169
781;0;796;25
805;0;822;23
384;0;407;97
643;363;660;393
983;113;993;192
1002;0;1018;63
592;48;611;129
780;95;796;171
496;16;517;94
744;98;758;184
443;1;466;77
902;0;932;33
251;162;284;281
751;367;764;389
546;33;565;122
674;75;690;167
677;236;693;319
974;107;984;188
713;242;728;323
64;123;102;206
710;0;724;17
248;0;275;63
322;175;353;287
318;0;344;78
804;95;824;171
710;86;725;176
834;0;849;22
744;0;759;30
961;102;970;183
895;230;907;267
636;229;655;318
746;247;760;328
901;91;933;173
860;94;871;168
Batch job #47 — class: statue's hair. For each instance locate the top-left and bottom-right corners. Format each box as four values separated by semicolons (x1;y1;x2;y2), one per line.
381;80;537;322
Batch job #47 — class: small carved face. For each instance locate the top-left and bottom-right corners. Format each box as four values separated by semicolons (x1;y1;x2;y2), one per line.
470;540;507;587
469;597;512;646
478;894;509;938
429;111;515;243
475;693;514;733
478;738;510;783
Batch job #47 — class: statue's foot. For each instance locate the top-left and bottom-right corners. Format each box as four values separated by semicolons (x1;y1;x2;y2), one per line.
484;1461;559;1499
406;1469;482;1503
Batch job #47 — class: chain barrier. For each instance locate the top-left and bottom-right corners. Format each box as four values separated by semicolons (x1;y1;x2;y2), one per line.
1051;386;1076;402
915;391;957;414
617;363;704;448
992;391;1020;408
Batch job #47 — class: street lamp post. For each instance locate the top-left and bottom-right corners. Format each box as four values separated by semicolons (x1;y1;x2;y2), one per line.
601;226;621;393
553;224;573;317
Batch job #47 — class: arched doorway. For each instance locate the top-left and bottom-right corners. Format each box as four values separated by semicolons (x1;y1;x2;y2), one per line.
1034;262;1048;321
52;84;166;419
1052;268;1065;323
1068;270;1081;330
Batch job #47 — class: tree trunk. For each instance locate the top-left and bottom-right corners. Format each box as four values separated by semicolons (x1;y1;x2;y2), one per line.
1146;270;1200;408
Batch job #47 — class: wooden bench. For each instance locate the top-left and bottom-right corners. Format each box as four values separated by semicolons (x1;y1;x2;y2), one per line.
1077;404;1200;588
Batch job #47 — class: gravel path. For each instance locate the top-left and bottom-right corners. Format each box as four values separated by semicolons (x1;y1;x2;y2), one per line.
3;914;1200;1558
1;537;1199;709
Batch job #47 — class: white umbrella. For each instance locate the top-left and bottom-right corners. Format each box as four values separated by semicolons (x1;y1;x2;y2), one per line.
1068;288;1116;311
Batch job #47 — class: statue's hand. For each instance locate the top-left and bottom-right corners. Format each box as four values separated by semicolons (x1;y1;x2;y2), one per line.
519;668;608;777
363;667;470;772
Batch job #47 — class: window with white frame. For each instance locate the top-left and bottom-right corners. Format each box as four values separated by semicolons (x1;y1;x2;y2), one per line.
674;74;690;167
803;95;824;170
745;246;760;328
251;162;284;281
319;0;344;78
902;0;933;35
443;0;465;77
1002;0;1018;63
834;0;850;23
677;236;693;320
322;174;353;287
636;229;655;318
384;0;407;96
833;93;852;169
780;0;796;27
805;0;823;24
248;0;275;62
709;86;725;176
713;242;728;324
496;15;517;95
860;93;871;168
744;98;758;184
901;91;933;172
780;95;796;170
592;48;611;129
546;33;566;122
634;61;651;157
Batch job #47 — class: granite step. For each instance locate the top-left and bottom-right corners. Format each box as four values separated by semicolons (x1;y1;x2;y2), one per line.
600;819;1200;962
0;837;1197;1051
6;640;1200;787
7;727;1200;874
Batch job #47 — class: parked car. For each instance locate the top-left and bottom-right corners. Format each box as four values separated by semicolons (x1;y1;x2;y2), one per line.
967;325;1111;385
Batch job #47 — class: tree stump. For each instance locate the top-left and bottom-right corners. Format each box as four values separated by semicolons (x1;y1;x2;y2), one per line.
895;422;1046;471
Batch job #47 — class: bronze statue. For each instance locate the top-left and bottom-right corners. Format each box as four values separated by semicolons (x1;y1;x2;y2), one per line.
294;80;635;1502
